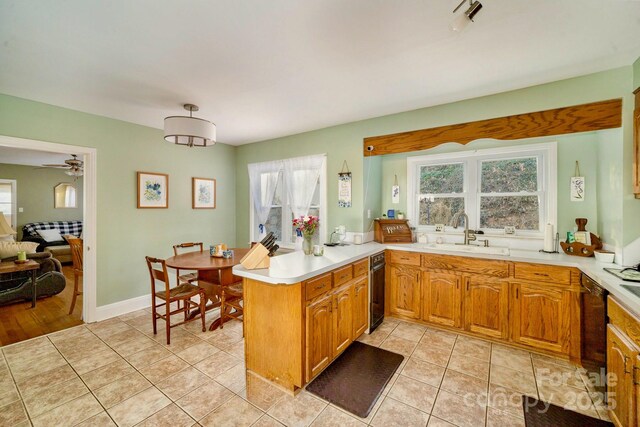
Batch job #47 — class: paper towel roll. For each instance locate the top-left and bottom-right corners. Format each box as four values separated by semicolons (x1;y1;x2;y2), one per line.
544;223;554;252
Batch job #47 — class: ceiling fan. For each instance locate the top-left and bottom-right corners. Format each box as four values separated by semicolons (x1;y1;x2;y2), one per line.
42;154;84;178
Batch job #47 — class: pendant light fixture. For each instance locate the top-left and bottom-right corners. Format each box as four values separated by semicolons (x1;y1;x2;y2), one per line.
450;0;483;32
164;104;216;147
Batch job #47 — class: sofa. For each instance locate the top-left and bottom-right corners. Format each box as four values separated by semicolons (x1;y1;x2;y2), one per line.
21;221;83;264
0;252;66;305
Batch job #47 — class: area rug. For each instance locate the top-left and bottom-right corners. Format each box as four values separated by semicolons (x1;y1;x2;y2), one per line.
305;341;403;418
522;396;612;427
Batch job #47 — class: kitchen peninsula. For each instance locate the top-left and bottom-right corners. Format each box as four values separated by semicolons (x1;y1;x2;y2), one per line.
233;242;640;397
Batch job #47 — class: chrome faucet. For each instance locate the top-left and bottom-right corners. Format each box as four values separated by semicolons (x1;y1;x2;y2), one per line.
451;211;476;245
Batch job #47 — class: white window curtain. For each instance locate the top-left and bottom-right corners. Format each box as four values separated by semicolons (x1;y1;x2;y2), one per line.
284;155;324;221
248;160;282;238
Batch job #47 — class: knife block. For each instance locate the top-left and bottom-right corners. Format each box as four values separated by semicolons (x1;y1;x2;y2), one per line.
240;243;270;269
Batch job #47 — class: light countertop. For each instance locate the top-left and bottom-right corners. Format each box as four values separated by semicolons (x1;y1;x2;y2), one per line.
232;242;640;316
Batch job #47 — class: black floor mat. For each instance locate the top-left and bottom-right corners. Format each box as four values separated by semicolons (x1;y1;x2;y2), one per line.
523;396;612;427
305;341;403;418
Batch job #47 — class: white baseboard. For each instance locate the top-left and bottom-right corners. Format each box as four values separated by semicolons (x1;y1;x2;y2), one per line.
94;294;151;322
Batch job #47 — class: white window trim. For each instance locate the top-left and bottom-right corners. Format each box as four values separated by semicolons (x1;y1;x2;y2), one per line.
0;179;17;229
249;156;327;248
407;142;557;238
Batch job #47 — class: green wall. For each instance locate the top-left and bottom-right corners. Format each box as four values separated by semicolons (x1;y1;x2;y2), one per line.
0;94;237;306
0;163;84;239
634;56;640;91
236;66;638;249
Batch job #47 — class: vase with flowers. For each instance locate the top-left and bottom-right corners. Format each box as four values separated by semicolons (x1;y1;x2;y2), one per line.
293;215;319;255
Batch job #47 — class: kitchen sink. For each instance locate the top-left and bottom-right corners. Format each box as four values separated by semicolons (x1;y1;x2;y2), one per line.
419;243;510;256
621;284;640;298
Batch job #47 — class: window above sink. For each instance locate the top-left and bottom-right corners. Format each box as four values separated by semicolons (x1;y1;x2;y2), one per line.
407;142;557;238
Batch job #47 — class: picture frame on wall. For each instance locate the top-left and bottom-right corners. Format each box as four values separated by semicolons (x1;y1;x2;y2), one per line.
137;172;169;208
192;177;216;209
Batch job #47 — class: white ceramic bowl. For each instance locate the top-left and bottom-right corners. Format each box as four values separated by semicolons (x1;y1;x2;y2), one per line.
594;251;615;263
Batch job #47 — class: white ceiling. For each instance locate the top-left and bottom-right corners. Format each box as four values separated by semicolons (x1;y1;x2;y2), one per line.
1;1;640;146
0;147;71;167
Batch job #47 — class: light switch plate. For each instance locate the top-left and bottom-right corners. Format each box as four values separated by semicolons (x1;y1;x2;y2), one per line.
18;207;24;213
504;226;516;235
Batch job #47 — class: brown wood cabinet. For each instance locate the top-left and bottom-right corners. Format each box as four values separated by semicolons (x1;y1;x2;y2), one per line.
607;297;640;426
306;294;333;380
607;324;638;427
422;271;462;328
510;282;571;354
385;251;581;360
352;277;368;338
245;256;370;392
388;263;421;319
332;283;353;357
464;276;509;340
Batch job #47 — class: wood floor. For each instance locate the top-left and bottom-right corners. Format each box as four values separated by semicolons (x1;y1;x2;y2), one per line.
0;265;83;346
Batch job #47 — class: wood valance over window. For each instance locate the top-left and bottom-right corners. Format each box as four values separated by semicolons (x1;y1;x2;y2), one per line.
363;98;622;156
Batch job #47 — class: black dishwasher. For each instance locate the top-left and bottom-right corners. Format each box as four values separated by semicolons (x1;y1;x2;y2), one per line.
581;273;608;397
370;252;385;332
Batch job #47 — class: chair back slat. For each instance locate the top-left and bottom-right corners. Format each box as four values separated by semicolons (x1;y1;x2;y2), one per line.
145;256;170;294
173;242;204;256
66;237;83;272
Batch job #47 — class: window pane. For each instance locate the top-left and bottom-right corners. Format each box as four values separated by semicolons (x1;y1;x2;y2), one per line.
290;208;320;244
419;197;464;226
264;207;282;241
481;158;538;193
420;164;464;194
480;196;539;230
271;173;283;206
310;178;320;206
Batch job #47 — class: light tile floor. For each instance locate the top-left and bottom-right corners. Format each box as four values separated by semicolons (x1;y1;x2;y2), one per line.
0;311;610;427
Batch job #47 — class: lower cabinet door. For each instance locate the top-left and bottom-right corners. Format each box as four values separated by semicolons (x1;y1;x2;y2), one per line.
352;277;368;338
333;284;353;357
422;271;462;328
306;294;333;381
511;282;570;354
464;276;509;340
606;325;638;427
388;264;421;319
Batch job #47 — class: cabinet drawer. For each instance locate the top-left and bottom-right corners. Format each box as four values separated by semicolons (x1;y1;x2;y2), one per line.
388;251;421;266
422;254;509;278
305;273;332;301
333;265;353;287
608;296;640;347
513;263;571;285
353;259;368;278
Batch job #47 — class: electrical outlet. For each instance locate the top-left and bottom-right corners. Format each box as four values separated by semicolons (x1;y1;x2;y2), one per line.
18;207;24;213
504;226;516;235
367;209;371;219
435;224;445;232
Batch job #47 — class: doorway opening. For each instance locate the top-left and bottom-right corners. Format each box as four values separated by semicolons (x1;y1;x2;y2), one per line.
0;135;97;346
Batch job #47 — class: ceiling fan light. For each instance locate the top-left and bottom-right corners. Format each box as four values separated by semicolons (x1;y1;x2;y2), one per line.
450;0;483;32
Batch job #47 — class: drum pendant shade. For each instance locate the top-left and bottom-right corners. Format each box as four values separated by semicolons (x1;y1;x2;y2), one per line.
164;104;216;147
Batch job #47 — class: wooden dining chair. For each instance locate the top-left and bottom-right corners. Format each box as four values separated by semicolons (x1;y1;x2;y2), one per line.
172;242;204;285
66;237;83;315
220;281;244;334
145;256;206;345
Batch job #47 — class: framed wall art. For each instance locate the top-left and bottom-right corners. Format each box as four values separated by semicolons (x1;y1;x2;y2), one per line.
192;177;216;209
137;172;169;208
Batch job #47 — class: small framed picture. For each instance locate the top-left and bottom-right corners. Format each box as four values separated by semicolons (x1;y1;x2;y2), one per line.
192;177;216;209
137;172;168;209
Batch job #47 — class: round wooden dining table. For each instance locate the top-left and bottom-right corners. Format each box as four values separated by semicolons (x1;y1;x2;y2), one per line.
165;248;250;330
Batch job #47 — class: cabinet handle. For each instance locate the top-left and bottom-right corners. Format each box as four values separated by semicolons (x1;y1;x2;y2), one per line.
634;366;640;385
624;355;631;374
516;288;519;299
329;304;332;313
466;281;469;292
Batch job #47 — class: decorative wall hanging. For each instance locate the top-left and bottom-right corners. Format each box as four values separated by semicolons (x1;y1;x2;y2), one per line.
570;161;585;202
391;174;400;204
137;172;168;208
192;177;216;209
338;160;352;208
